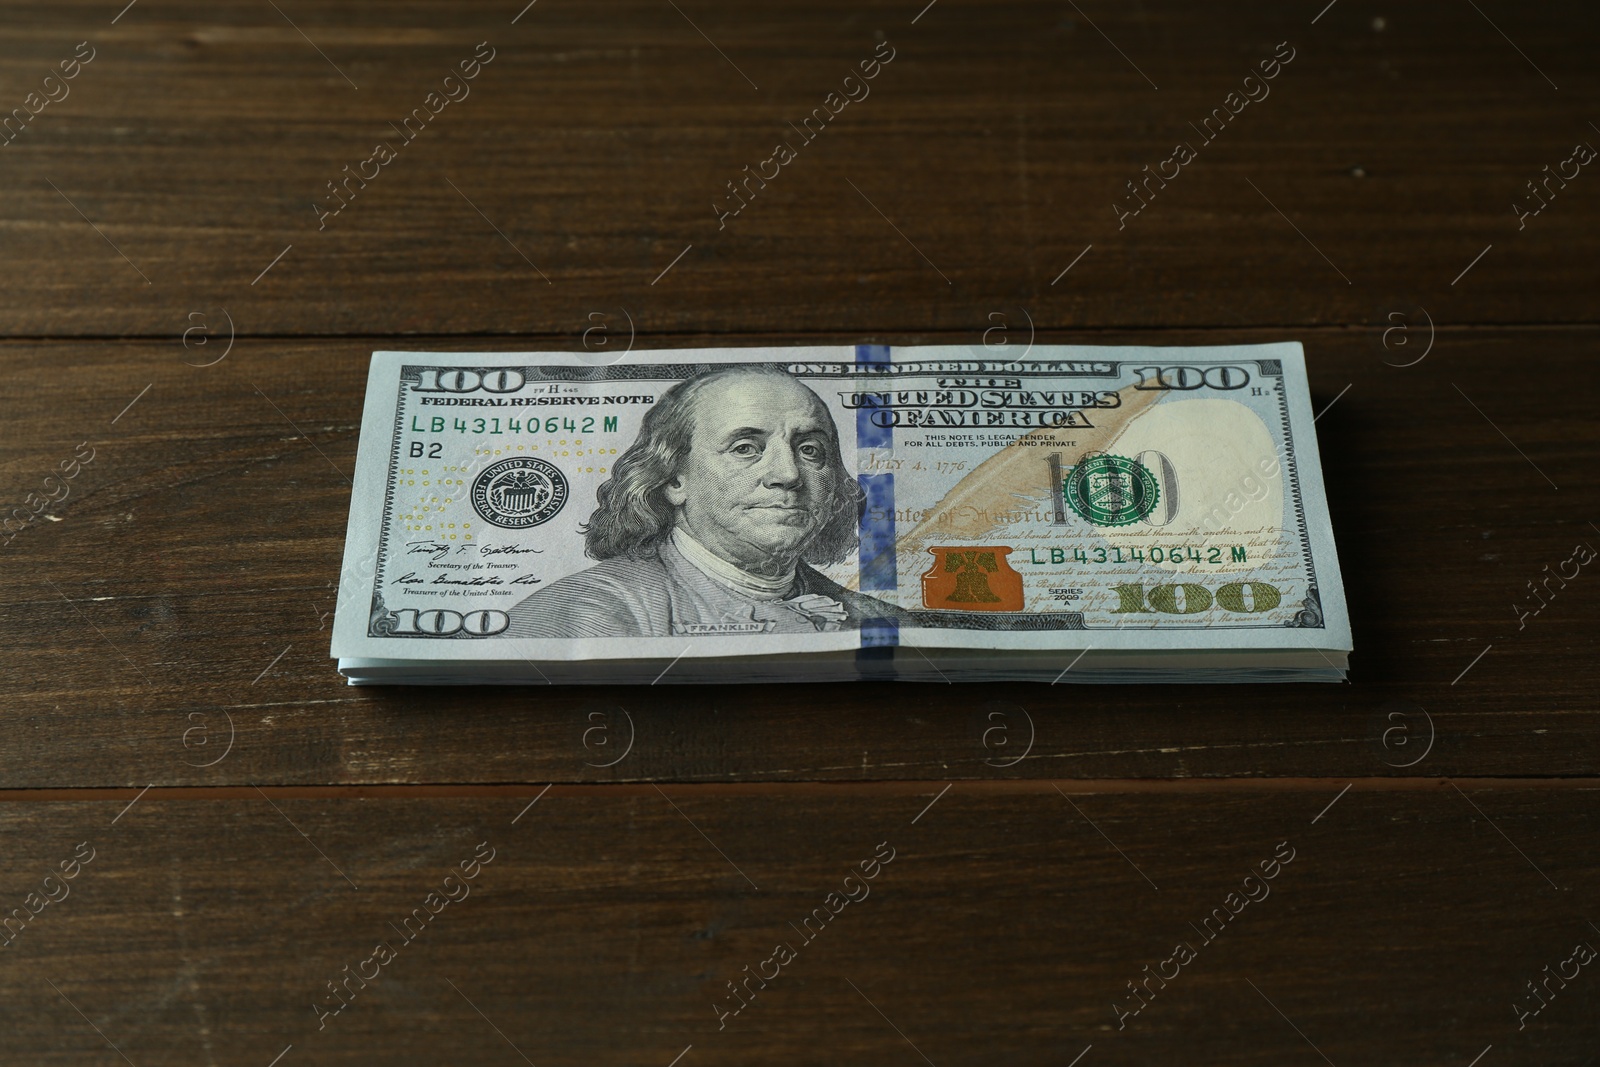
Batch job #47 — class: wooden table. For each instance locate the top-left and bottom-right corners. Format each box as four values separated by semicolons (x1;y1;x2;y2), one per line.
2;2;1596;1063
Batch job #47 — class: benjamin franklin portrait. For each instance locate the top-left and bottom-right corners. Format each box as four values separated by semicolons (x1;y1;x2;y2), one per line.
504;365;905;638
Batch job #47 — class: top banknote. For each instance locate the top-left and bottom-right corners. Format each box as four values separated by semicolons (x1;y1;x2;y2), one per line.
331;344;1351;683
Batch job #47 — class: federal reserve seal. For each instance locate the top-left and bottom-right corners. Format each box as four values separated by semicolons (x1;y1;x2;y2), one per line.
472;457;568;529
1064;454;1159;527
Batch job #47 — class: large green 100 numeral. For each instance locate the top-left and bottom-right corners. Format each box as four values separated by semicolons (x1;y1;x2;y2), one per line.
1111;582;1281;614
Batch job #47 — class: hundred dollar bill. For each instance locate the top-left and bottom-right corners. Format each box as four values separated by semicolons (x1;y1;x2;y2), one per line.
331;344;1351;683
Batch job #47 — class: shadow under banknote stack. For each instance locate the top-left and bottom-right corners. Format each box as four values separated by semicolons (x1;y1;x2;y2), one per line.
330;344;1350;683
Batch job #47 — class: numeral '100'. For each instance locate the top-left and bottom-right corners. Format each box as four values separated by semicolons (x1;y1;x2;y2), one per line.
1111;582;1280;614
387;608;510;635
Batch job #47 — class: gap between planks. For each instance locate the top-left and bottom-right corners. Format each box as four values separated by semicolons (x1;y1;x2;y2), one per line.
0;777;1596;803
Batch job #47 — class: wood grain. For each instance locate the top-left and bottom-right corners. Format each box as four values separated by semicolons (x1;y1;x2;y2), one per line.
0;1;1596;336
2;1;1597;1062
0;327;1594;787
0;786;1594;1066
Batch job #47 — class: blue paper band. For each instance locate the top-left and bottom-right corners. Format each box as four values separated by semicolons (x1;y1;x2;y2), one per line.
857;473;897;592
855;343;893;449
859;617;900;650
855;344;899;653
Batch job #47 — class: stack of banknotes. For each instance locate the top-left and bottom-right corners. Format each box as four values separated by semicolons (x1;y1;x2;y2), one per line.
331;344;1351;684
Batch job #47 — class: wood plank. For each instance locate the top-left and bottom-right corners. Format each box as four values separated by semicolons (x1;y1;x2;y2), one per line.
0;784;1593;1064
0;328;1594;786
0;1;1596;335
4;0;1594;1055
